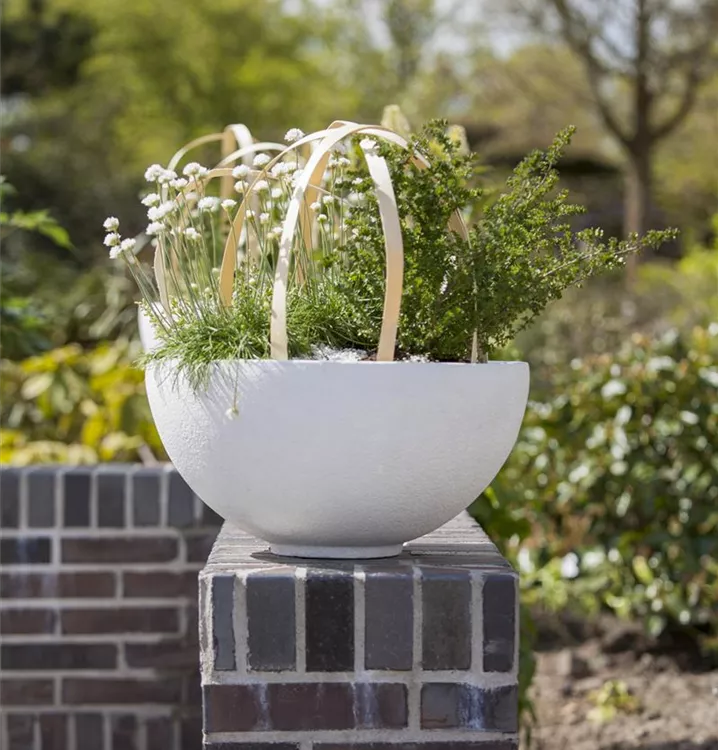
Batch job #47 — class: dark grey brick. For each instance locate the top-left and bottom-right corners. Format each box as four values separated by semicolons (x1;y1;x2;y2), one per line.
422;568;472;670
421;683;518;731
7;714;35;750
168;471;195;527
132;469;161;526
0;537;51;564
27;468;56;527
315;744;518;750
111;714;137;750
39;713;67;750
483;573;516;672
75;714;104;750
145;716;174;750
97;470;127;528
63;468;91;527
204;745;299;750
2;643;117;670
0;467;20;528
247;572;295;671
212;575;236;671
365;569;413;670
268;682;354;730
355;682;408;728
306;571;354;672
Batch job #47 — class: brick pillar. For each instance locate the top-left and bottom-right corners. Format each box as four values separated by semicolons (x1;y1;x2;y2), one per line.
199;513;519;749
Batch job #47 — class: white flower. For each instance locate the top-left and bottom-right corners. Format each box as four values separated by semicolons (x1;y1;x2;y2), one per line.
184;227;201;241
221;199;237;211
232;164;251;179
233;181;246;194
147;200;177;222
284;128;305;143
185;191;198;202
337;156;351;167
109;245;123;260
268;226;283;240
271;187;283;200
157;169;177;184
144;164;165;182
169;178;188;190
252;179;269;193
197;196;220;212
103;217;119;232
310;201;322;212
259;212;270;225
225;405;239;419
352;177;364;186
120;237;136;253
146;222;166;235
360;138;377;153
252;153;271;168
141;193;161;207
182;162;208;178
317;214;328;224
322;195;335;205
103;232;120;247
270;162;291;177
245;209;255;220
142;193;162;206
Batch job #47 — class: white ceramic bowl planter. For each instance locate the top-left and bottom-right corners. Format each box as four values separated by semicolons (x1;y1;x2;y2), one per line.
146;121;530;558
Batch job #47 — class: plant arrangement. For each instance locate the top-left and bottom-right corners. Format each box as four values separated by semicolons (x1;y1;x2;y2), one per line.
106;121;671;380
103;116;674;558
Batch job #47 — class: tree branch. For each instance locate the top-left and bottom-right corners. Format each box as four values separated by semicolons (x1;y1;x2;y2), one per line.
651;69;703;141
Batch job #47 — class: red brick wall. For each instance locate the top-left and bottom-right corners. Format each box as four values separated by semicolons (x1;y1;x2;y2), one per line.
0;465;221;750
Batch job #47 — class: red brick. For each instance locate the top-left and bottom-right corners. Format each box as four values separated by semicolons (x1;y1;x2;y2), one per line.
61;607;178;634
62;537;177;564
122;571;197;598
0;572;115;599
203;684;262;732
268;682;354;730
0;608;56;634
0;679;54;705
63;678;181;704
125;639;197;669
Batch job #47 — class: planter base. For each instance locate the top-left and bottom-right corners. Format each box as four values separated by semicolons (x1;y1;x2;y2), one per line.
269;542;403;559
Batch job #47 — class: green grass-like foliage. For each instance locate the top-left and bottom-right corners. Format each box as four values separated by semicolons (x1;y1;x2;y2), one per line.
142;122;675;383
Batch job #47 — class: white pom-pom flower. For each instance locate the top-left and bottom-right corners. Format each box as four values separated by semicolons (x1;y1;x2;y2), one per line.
141;193;161;207
103;217;119;232
284;128;305;143
104;233;120;247
252;153;271;168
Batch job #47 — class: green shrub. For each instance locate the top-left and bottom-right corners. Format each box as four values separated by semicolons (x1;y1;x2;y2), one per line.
477;325;718;651
0;341;165;465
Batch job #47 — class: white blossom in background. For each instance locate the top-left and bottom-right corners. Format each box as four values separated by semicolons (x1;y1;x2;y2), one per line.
310;201;321;212
245;210;255;220
144;164;165;182
221;199;237;211
184;228;201;241
146;222;165;235
157;169;177;184
359;138;377;153
271;187;283;200
317;214;328;224
322;195;335;205
252;179;269;193
252;153;271;168
141;193;161;207
182;162;208;178
120;238;136;253
352;178;364;186
233;181;246;194
232;164;251;179
104;232;120;247
169;178;188;190
284;128;304;143
259;212;270;225
198;197;220;212
103;217;119;232
148;201;176;221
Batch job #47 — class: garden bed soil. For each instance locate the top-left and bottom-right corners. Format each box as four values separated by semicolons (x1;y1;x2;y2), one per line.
529;614;718;750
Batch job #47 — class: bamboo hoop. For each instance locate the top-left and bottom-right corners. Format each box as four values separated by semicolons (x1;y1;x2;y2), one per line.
217;121;469;362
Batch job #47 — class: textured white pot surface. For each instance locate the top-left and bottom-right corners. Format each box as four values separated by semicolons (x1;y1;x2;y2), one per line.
146;359;529;558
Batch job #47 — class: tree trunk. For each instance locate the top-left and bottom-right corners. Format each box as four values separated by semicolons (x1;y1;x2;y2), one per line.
623;144;652;283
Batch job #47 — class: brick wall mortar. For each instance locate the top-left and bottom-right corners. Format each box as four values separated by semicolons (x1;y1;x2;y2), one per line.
0;463;223;750
200;515;520;747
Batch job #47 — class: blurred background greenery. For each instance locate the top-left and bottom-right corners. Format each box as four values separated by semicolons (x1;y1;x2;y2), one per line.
1;0;717;735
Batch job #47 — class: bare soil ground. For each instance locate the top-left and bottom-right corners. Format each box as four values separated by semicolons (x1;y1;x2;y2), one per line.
529;614;718;750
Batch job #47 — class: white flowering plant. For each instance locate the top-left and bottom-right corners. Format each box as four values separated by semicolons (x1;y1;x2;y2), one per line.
106;120;674;386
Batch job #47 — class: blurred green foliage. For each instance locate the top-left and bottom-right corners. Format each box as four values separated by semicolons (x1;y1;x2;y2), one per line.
475;324;718;651
0;341;165;465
